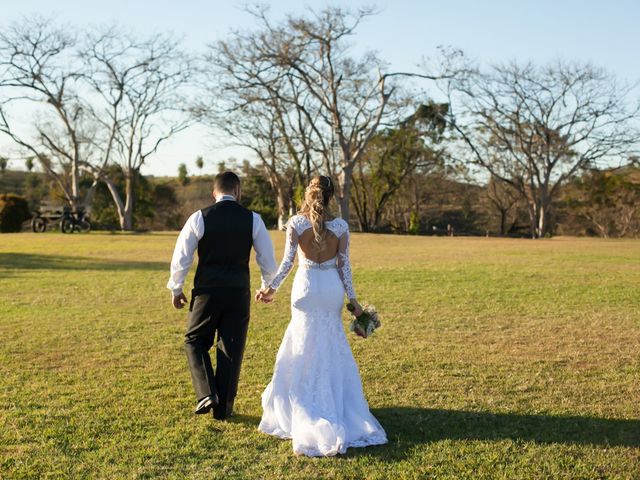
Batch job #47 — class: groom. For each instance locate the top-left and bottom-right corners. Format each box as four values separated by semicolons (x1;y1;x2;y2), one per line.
167;171;277;419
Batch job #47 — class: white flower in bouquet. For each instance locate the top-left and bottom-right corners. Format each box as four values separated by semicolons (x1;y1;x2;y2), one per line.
346;302;381;339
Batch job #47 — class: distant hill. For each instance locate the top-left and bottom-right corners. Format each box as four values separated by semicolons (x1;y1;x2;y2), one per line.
152;175;217;223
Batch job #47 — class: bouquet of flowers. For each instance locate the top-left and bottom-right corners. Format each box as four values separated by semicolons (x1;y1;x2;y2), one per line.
346;302;381;338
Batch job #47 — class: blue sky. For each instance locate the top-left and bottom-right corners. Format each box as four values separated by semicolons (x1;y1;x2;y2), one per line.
2;0;639;175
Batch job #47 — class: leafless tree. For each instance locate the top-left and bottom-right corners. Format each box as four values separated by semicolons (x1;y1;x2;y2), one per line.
254;5;401;222
200;14;328;228
218;95;300;229
0;18;98;207
442;61;640;238
202;6;455;224
0;20;193;229
483;175;522;235
81;28;194;230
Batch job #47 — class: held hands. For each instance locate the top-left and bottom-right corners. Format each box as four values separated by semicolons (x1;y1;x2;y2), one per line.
255;286;275;304
172;292;188;309
173;289;274;309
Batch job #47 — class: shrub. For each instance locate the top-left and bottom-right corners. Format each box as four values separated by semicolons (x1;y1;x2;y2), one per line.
0;194;30;232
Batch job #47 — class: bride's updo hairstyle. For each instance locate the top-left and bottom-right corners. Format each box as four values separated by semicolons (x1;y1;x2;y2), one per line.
298;175;335;250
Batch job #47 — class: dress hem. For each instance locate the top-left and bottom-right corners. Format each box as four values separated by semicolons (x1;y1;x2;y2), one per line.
258;425;388;457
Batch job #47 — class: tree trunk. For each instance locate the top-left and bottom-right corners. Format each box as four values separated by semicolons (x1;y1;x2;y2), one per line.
71;160;80;209
122;173;134;231
264;167;289;230
337;164;354;224
526;201;538;239
536;205;546;238
499;208;507;236
586;213;610;238
103;176;127;231
617;206;635;237
536;194;552;238
276;189;288;230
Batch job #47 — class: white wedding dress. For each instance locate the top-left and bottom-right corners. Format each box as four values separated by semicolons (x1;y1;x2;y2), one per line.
258;214;387;457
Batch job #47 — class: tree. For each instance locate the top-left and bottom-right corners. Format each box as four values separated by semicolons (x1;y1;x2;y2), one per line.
202;20;322;228
246;6;399;222
0;18;98;207
0;20;192;227
564;167;640;238
202;6;453;224
178;163;189;186
240;159;278;228
203;94;296;228
81;28;194;230
483;176;523;235
89;166;180;230
351;103;447;231
0;193;30;232
195;156;204;172
25;157;34;172
0;156;6;174
381;168;486;235
144;182;181;230
444;61;640;238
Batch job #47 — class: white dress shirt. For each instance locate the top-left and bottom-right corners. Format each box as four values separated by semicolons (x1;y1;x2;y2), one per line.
166;194;278;296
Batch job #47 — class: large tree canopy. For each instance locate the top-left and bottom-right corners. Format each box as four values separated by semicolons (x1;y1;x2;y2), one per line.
0;18;193;230
444;61;640;237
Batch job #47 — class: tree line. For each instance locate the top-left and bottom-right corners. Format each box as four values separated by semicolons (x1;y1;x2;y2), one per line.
1;7;638;237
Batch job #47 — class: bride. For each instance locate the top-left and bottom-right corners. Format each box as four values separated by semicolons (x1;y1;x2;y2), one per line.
255;175;387;457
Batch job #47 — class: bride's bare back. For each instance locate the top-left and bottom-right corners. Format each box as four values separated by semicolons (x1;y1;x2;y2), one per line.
297;217;340;263
264;212;360;308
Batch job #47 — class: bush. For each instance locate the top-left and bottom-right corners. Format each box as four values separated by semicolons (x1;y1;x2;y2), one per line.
138;182;182;230
0;194;30;232
23;173;48;210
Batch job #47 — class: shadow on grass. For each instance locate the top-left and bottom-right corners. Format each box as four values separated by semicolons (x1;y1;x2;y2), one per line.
202;408;639;459
225;413;262;427
0;252;167;272
343;407;640;460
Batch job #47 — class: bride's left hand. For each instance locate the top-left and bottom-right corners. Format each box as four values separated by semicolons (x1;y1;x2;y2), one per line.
349;299;363;317
255;287;275;304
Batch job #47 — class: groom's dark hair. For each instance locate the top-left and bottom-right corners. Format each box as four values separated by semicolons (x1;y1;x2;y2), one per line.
214;171;240;193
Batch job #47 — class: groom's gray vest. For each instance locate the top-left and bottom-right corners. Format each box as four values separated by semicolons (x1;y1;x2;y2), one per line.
193;201;254;293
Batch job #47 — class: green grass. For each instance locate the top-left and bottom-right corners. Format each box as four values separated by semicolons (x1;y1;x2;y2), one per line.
1;232;639;479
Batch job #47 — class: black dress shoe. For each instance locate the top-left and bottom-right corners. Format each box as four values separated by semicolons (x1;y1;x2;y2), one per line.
212;404;233;420
195;394;219;415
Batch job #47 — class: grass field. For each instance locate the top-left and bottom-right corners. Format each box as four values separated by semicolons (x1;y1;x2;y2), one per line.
1;232;639;479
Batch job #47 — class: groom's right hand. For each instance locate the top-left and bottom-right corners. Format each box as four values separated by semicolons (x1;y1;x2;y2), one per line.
172;292;188;309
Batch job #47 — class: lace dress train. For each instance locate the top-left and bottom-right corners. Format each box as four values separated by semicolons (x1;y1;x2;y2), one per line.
258;215;387;456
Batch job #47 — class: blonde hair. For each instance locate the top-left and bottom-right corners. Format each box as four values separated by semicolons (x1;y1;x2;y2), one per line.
298;175;335;250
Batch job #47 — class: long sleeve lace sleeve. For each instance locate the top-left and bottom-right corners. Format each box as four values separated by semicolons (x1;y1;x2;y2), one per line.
268;221;299;291
337;227;356;300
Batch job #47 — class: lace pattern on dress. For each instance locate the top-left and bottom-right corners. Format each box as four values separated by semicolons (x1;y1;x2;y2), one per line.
336;229;356;299
269;215;355;299
259;215;386;457
268;220;299;291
